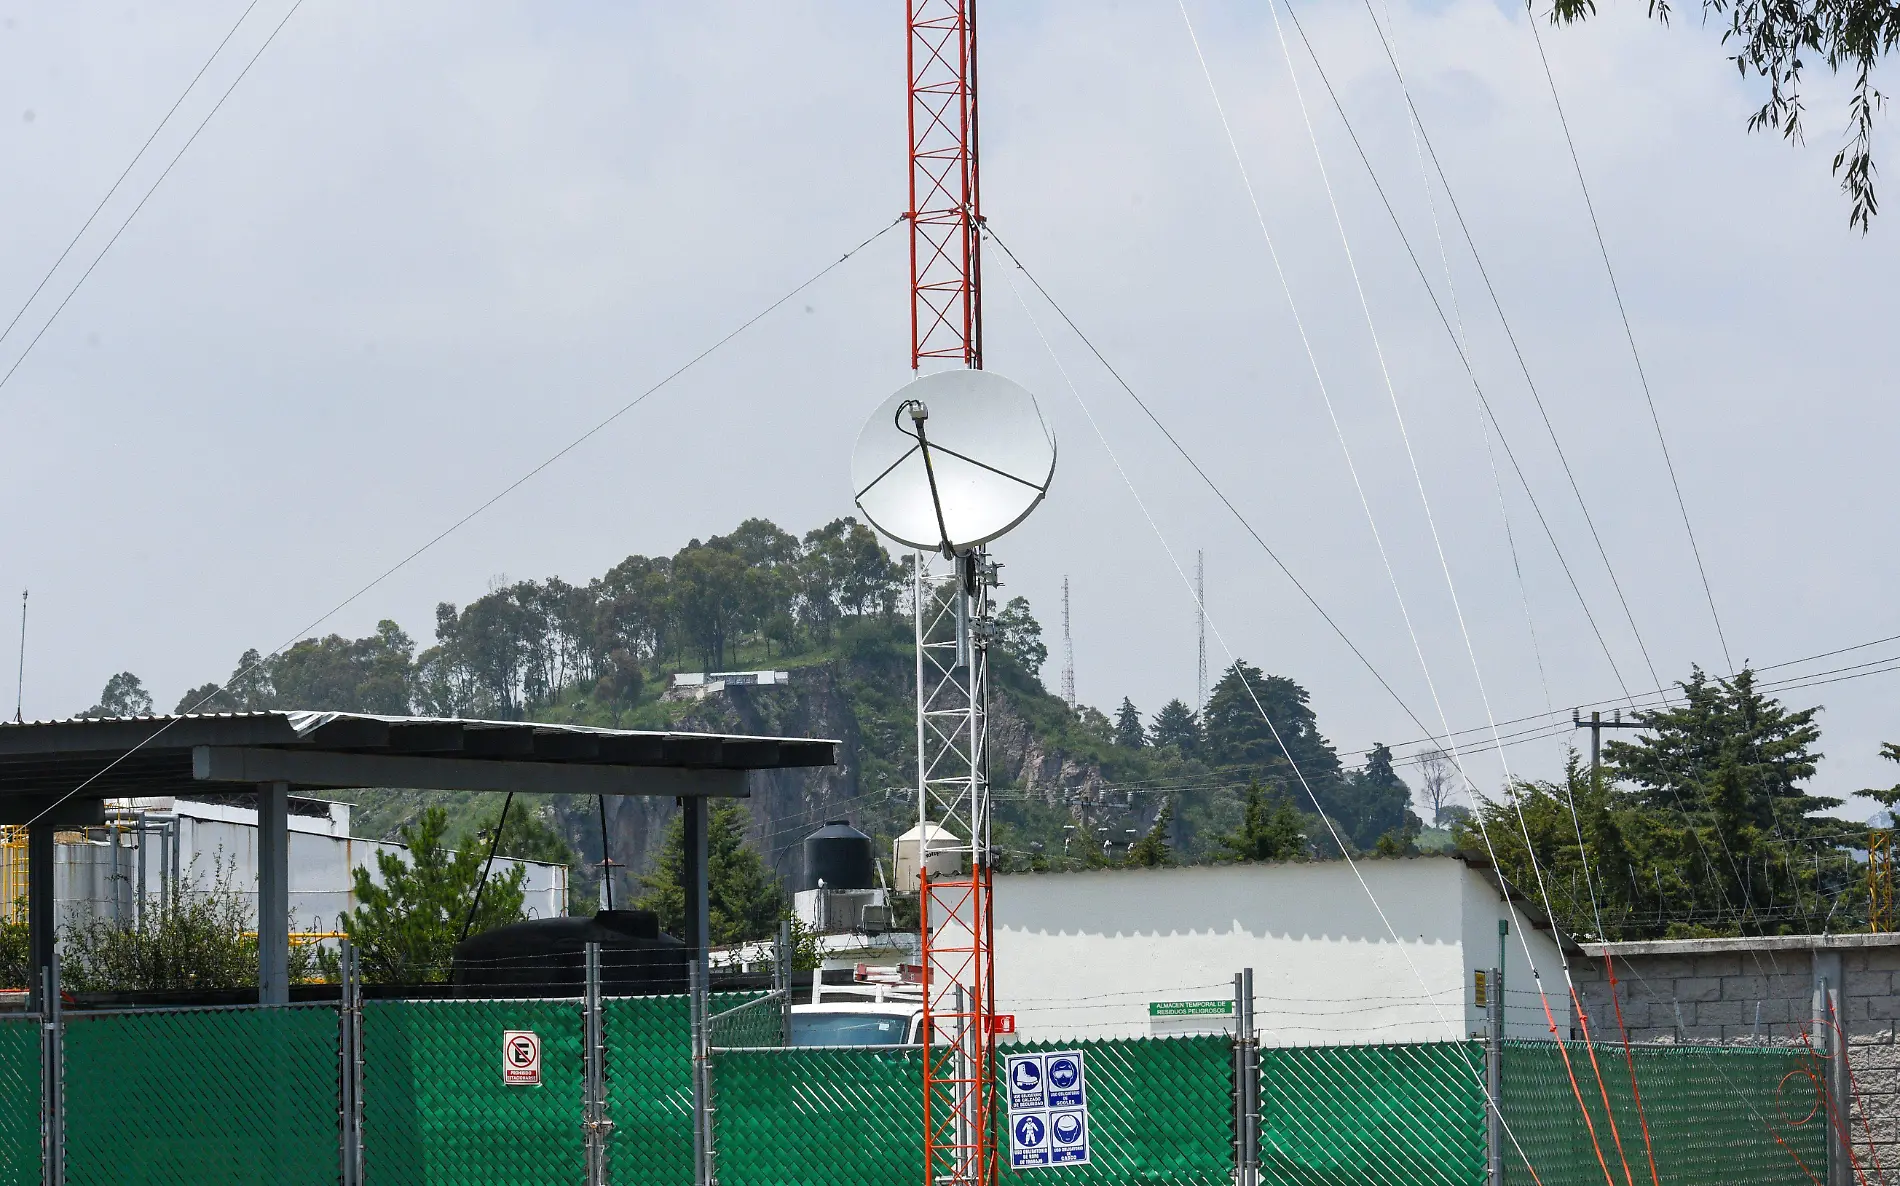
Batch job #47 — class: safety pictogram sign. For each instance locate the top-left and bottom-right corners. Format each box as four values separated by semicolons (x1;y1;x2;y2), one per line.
1005;1050;1090;1168
503;1030;542;1086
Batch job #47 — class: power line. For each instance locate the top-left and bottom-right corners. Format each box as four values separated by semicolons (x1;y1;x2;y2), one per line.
0;0;306;398
1525;16;1734;676
0;0;265;356
1338;0;1674;701
21;216;904;829
1275;0;1638;707
982;224;1431;746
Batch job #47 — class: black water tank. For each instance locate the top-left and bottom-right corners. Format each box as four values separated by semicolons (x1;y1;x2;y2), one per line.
804;820;875;891
451;909;688;997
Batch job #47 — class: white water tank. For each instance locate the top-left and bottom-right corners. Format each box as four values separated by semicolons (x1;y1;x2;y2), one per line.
892;823;962;888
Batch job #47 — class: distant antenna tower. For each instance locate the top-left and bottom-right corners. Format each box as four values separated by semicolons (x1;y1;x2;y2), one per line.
1061;576;1076;709
13;590;25;724
1195;552;1206;714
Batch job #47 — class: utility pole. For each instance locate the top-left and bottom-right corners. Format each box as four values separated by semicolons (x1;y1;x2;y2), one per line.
1571;709;1642;794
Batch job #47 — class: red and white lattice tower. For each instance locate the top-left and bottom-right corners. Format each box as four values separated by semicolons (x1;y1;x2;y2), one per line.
908;0;982;371
907;4;997;1185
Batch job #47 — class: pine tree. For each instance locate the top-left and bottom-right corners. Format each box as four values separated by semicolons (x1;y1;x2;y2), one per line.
1606;667;1838;839
1862;744;1900;811
342;807;525;984
1217;782;1306;862
1333;743;1419;851
1201;661;1341;782
638;800;786;944
1113;698;1146;748
1149;699;1201;755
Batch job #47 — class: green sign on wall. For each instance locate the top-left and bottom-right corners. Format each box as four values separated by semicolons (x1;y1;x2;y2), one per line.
1147;1000;1233;1018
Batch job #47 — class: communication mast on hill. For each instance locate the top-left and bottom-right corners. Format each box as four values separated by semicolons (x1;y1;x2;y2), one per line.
1061;577;1076;709
1195;552;1206;714
849;9;1056;1182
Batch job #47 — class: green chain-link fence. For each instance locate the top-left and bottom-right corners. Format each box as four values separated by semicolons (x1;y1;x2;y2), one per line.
707;990;786;1050
0;1016;40;1184
1260;1040;1488;1186
1501;1040;1827;1186
363;997;585;1186
998;1036;1235;1186
62;1004;338;1186
2;994;1851;1186
604;991;759;1186
712;1045;925;1186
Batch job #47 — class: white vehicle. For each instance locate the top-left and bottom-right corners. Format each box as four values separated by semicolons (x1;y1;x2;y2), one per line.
789;963;924;1047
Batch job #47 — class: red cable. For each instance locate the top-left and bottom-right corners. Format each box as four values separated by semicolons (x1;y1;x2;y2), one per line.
1601;955;1663;1186
1571;987;1639;1186
1534;983;1621;1186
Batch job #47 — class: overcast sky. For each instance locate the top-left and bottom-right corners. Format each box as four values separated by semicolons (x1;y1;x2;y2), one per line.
0;1;1893;816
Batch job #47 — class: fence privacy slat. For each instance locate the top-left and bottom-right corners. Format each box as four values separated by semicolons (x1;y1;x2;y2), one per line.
362;998;585;1186
0;1017;39;1183
605;992;759;1185
995;1036;1235;1186
1500;1040;1827;1186
1260;1040;1489;1186
712;1046;926;1186
2;991;1851;1186
62;1005;337;1186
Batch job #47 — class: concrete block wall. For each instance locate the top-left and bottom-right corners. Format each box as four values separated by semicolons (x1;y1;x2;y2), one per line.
1570;936;1900;1175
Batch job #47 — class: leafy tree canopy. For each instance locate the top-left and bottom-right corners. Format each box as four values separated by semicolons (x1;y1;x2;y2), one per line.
993;596;1048;679
81;671;152;718
58;858;322;991
1549;0;1897;229
1462;671;1862;940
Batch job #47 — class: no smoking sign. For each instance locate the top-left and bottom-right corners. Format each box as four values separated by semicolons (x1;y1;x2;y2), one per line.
502;1030;542;1086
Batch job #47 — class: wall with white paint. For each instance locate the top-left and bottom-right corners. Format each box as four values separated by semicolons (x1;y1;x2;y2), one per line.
993;856;1568;1045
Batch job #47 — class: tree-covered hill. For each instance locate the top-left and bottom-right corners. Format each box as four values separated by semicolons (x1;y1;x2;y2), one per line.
91;514;1423;903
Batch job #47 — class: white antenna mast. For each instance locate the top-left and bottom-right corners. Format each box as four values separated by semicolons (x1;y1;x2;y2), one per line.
1195;552;1207;714
13;589;25;724
1061;575;1076;709
852;366;1056;1186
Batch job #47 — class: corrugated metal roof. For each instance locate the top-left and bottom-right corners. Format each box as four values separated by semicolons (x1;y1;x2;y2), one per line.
0;711;838;801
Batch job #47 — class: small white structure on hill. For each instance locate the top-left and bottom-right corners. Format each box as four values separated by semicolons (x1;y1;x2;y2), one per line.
994;855;1570;1045
668;671;791;701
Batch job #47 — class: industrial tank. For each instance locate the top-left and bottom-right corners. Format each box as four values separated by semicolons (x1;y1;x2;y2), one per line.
804;820;875;891
451;909;687;996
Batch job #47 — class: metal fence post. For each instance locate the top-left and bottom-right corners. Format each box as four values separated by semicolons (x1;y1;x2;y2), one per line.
1233;968;1259;1186
775;920;791;1046
339;941;364;1186
690;960;710;1186
41;957;62;1186
584;941;612;1186
1487;966;1504;1186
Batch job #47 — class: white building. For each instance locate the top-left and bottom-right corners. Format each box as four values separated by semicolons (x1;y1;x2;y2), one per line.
993;855;1571;1045
1;794;568;938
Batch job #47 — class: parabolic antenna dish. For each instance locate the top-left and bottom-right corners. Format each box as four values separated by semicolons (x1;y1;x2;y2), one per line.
851;369;1056;553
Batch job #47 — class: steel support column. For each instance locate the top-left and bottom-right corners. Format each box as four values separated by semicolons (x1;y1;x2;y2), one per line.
685;795;712;1186
27;822;54;1009
258;780;290;1005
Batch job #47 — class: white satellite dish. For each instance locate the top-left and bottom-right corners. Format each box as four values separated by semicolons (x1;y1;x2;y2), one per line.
851;369;1056;554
